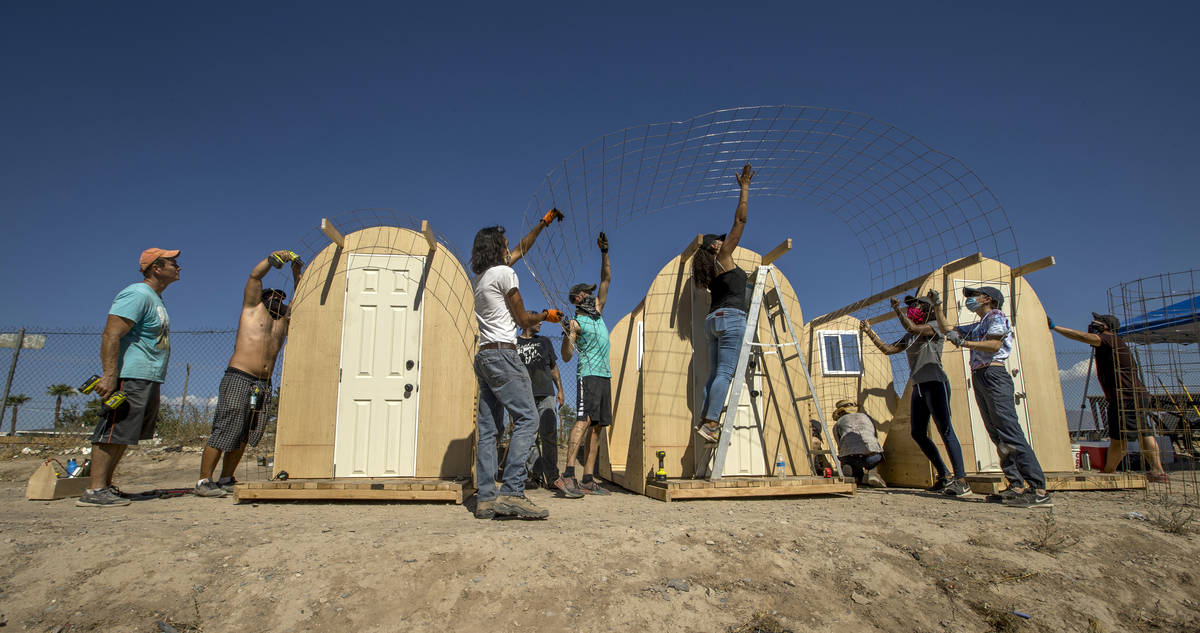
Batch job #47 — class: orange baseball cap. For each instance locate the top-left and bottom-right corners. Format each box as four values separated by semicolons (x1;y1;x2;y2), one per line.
139;248;181;272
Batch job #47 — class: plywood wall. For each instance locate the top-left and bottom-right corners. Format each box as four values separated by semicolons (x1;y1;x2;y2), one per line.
602;246;817;494
273;226;477;479
809;256;1071;487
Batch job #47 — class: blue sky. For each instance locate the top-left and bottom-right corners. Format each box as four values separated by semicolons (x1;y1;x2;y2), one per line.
2;1;1197;339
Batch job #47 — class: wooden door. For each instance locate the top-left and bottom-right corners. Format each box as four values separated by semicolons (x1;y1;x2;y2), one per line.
333;254;425;477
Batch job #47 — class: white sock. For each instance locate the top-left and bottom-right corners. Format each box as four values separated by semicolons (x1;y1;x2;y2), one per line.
197;478;210;486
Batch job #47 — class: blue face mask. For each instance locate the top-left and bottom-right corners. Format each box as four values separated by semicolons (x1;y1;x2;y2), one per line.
964;296;980;312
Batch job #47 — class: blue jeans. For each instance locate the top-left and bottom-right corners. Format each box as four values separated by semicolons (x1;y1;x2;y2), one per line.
972;365;1045;490
701;308;748;422
525;395;560;483
474;349;539;501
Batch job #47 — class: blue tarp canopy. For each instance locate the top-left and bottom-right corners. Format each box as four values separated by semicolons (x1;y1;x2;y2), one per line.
1118;295;1200;345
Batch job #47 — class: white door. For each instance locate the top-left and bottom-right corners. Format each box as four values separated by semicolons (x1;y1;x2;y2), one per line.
334;254;424;477
951;279;1032;473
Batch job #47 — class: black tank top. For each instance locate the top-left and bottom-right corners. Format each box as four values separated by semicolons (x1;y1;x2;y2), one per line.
709;266;748;314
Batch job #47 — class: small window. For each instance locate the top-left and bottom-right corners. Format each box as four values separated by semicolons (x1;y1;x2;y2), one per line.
818;330;862;376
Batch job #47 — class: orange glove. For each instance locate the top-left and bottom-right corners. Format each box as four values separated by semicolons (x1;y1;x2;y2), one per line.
543;309;563;323
541;208;564;226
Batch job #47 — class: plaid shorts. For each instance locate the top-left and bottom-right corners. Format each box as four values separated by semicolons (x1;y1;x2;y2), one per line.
207;367;271;452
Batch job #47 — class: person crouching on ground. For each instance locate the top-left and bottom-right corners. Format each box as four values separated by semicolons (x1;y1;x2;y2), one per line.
469;209;563;519
693;163;754;444
1048;312;1167;482
861;291;972;497
81;248;180;507
943;286;1051;509
831;400;887;488
195;250;303;497
556;231;614;497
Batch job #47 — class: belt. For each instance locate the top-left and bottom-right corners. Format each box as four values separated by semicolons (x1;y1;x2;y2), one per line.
972;362;1007;371
479;342;516;351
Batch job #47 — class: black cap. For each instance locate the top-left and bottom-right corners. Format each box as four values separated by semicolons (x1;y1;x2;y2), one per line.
903;294;933;307
701;233;726;249
567;283;596;304
1091;312;1120;331
963;286;1003;309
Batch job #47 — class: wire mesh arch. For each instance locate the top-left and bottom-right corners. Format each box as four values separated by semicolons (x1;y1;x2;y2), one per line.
518;105;1021;313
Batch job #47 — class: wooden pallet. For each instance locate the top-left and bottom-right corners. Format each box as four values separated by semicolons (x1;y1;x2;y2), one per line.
233;478;471;503
642;476;856;502
965;471;1147;495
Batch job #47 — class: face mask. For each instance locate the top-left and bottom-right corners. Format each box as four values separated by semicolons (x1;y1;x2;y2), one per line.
964;297;980;312
575;295;600;318
1087;323;1104;334
906;306;927;323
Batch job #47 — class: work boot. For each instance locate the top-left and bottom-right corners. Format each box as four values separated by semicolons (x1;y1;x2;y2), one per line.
862;468;888;489
495;495;549;519
474;498;496;519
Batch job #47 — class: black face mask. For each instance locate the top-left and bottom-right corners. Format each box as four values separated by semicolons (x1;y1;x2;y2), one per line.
575;295;600;318
1087;323;1104;334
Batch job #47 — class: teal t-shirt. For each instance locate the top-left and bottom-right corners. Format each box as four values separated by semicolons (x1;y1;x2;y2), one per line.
109;282;171;382
575;314;610;378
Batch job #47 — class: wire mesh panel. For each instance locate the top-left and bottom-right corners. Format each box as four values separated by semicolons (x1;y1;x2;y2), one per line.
1108;269;1200;504
518;105;1020;314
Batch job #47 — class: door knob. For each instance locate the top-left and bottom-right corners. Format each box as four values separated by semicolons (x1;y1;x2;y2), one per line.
406;360;415;370
404;384;414;396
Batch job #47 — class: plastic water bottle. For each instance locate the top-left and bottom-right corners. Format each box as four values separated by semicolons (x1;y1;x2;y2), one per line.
774;451;786;478
67;458;81;477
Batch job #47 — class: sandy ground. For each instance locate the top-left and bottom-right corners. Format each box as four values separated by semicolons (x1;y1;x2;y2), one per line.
1;446;1198;633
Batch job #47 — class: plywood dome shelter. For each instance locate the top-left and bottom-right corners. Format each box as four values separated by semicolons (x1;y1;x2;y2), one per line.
271;219;477;484
597;239;855;500
805;254;1072;489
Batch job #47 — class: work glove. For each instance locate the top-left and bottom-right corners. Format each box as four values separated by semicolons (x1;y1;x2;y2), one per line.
597;232;609;253
928;289;941;306
541;208;565;226
1046;316;1055;330
542;309;564;323
946;330;963;347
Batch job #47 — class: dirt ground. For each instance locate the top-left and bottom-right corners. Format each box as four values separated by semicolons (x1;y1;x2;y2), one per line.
1;446;1198;633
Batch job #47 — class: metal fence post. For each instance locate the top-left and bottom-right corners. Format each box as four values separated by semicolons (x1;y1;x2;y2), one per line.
2;327;25;435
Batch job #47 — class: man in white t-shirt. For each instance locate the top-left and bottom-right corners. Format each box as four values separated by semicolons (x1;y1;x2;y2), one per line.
469;208;564;520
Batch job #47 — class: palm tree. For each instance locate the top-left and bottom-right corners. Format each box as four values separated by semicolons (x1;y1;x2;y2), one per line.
46;384;76;432
6;394;31;436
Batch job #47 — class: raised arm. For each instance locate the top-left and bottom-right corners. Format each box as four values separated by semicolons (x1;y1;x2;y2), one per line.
860;319;903;355
508;208;564;266
928;290;951;335
892;297;937;337
596;232;611;314
716;163;753;270
1049;317;1102;347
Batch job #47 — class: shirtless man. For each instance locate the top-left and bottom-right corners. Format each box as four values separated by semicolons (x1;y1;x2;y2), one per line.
195;250;303;497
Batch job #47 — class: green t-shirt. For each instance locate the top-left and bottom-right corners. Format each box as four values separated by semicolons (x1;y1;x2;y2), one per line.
109;282;171;382
575;314;610;378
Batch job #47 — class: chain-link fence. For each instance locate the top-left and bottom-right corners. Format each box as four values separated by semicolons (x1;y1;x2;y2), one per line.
0;325;1173;453
0;327;257;442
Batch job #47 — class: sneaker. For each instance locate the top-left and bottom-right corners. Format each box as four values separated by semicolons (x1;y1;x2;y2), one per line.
926;476;952;493
474;498;496;519
1003;491;1053;509
696;423;720;443
985;485;1022;504
578;479;611;495
194;480;228;498
553;476;585;499
218;477;239;493
107;485;130;498
76;487;132;507
942;479;973;497
495;495;549;519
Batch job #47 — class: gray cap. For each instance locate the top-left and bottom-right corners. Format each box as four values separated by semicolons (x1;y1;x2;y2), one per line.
963;286;1003;309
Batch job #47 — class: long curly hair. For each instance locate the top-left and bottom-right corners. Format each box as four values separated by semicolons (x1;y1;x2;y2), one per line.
692;247;718;289
470;226;507;275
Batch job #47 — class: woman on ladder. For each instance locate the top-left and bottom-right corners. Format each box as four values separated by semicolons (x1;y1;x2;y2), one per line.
693;162;753;443
860;292;972;497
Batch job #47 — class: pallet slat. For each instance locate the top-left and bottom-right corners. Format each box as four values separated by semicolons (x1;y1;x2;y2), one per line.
965;471;1146;494
232;478;467;503
641;476;855;502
